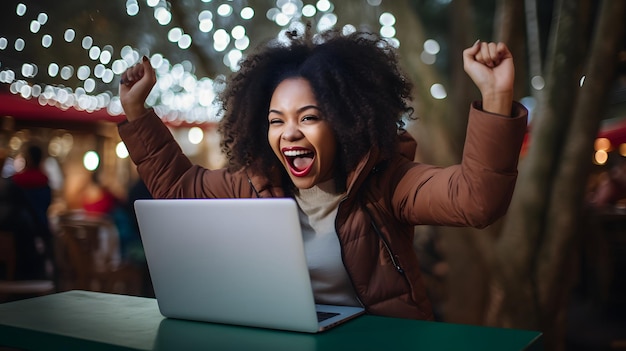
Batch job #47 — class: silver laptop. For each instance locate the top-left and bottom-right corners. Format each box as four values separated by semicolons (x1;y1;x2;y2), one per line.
134;198;364;333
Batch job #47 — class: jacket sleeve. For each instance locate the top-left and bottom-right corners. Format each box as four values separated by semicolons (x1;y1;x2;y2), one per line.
117;110;249;199
392;101;528;228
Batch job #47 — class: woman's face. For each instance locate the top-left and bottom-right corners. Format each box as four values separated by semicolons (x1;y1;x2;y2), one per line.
268;77;337;189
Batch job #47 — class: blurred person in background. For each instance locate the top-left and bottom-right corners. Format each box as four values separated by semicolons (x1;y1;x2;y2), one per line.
82;172;141;261
12;144;52;230
1;145;52;279
589;156;626;209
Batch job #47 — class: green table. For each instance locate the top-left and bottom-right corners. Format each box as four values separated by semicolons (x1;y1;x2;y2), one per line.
0;290;543;351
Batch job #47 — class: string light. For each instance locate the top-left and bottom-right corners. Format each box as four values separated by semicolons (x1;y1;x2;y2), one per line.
0;1;401;124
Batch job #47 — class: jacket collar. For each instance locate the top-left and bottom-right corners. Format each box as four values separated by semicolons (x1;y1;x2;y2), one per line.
245;164;287;198
345;129;417;196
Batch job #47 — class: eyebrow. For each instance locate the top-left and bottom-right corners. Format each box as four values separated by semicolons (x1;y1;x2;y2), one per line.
268;105;321;115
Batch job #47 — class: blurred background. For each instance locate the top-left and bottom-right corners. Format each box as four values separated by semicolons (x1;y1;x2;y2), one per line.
0;1;625;350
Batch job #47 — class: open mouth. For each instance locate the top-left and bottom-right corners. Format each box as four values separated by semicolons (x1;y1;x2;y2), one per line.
283;148;315;177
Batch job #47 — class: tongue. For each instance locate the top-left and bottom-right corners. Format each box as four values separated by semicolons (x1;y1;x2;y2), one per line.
293;156;313;171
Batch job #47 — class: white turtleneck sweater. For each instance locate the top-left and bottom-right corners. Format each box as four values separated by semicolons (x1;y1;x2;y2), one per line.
295;179;361;307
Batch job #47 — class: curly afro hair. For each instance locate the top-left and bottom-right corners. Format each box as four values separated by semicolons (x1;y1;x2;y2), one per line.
218;27;414;184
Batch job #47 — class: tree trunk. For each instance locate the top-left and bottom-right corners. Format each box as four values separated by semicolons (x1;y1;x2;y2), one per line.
441;0;527;326
447;0;477;158
495;0;584;330
494;0;528;101
524;0;543;101
487;0;625;350
538;1;626;349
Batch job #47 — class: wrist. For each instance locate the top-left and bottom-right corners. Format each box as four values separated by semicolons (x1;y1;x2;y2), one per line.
480;90;513;116
123;104;149;122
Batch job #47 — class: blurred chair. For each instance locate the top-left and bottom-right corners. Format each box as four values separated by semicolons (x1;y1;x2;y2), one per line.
0;230;55;302
55;211;143;295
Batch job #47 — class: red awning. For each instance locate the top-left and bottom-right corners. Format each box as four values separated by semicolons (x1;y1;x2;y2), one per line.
0;92;216;129
0;92;125;124
599;117;626;146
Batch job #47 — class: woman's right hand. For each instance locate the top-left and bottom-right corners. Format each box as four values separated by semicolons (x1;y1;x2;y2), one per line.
119;56;157;121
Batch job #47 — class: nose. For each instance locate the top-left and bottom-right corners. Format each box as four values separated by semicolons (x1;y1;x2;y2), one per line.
282;121;303;141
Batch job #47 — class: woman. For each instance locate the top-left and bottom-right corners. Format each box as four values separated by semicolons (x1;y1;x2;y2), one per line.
118;29;527;320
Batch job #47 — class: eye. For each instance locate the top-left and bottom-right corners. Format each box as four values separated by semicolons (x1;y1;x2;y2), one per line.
301;114;319;122
269;118;284;125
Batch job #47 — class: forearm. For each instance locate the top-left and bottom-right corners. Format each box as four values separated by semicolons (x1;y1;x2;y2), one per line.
118;110;194;198
396;102;528;227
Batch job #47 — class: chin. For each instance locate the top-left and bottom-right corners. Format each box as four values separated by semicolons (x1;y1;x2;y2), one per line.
292;180;316;190
289;176;318;190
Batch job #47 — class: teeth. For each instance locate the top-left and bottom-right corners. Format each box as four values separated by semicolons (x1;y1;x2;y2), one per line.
284;149;312;157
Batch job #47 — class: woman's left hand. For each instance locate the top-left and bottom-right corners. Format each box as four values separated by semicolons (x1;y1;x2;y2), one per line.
463;40;514;116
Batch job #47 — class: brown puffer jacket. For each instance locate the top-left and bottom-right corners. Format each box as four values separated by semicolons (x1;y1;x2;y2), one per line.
118;101;528;320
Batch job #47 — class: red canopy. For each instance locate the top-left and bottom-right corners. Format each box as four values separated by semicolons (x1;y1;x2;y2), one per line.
0;92;125;124
0;92;216;129
599;117;626;146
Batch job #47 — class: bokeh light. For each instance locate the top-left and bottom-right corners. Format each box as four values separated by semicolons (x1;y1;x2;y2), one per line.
83;150;100;171
0;0;403;124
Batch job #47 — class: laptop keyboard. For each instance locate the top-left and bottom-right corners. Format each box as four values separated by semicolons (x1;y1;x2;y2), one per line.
317;311;340;322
